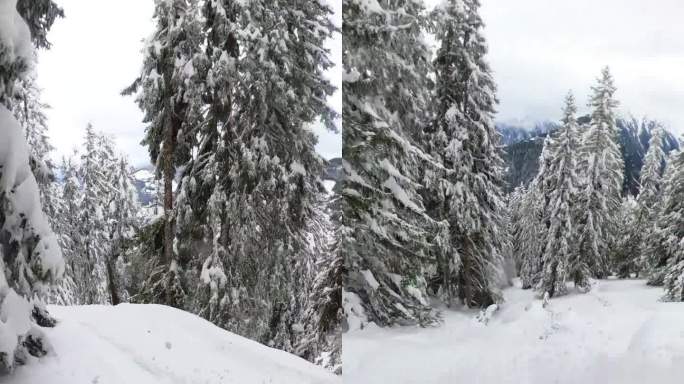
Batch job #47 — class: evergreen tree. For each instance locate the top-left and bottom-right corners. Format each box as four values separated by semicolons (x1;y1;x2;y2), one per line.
77;124;111;304
0;0;63;370
612;196;641;278
107;156;140;304
428;0;505;307
216;0;337;351
9;68;55;202
49;156;80;305
297;191;342;372
633;126;666;278
645;150;681;285
517;138;552;289
661;150;684;300
342;0;443;325
537;93;582;296
576;67;624;279
124;0;205;308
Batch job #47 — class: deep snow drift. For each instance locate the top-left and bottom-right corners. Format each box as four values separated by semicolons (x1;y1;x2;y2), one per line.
345;279;684;384
1;304;339;384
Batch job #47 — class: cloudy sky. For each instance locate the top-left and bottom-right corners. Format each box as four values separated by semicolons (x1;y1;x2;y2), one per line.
38;0;683;167
476;0;684;135
38;0;342;167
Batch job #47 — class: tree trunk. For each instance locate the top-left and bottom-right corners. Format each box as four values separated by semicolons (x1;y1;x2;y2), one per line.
163;121;174;267
106;256;120;305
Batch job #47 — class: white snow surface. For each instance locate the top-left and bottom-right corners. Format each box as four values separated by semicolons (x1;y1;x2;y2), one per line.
345;279;684;384
2;304;340;384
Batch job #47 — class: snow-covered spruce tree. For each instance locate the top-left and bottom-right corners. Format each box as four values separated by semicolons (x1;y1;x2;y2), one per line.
645;150;681;286
76;124;112;304
106;156;140;304
8;68;55;203
508;185;527;274
342;0;444;326
661;150;684;300
297;190;342;372
576;67;624;279
537;93;582;297
0;0;64;372
215;0;337;352
517;138;553;289
125;0;205;308
48;156;80;305
175;0;236;328
642;151;681;286
612;196;641;278
634;126;666;278
427;0;506;307
15;0;63;50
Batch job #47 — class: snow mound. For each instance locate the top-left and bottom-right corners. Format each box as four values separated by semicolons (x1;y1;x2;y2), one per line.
345;279;684;384
1;304;340;384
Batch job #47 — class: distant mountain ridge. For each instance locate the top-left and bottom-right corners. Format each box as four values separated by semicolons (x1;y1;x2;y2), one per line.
499;118;681;195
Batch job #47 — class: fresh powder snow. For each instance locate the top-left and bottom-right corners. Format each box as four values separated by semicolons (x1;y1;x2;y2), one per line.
1;304;340;384
344;279;684;384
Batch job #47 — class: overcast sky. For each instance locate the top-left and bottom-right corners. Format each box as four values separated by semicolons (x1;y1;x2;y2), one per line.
39;0;683;167
38;0;342;167
477;0;684;136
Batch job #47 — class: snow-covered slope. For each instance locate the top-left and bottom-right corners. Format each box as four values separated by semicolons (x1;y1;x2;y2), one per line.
345;279;684;384
1;304;340;384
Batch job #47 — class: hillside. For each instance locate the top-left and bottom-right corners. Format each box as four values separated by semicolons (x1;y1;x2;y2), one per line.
1;304;340;384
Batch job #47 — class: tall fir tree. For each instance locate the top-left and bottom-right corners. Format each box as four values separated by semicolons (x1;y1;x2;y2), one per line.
645;150;681;286
633;126;667;278
77;124;112;304
217;0;337;351
429;0;506;307
342;0;444;326
0;0;64;371
125;0;205;308
537;93;582;296
517;138;553;289
106;156;140;304
661;150;684;300
576;67;624;279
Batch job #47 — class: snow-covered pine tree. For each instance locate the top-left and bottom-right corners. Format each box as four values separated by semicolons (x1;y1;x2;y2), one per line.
0;0;64;371
48;156;80;305
15;0;63;50
342;0;442;326
661;150;684;300
76;124;111;304
176;0;237;327
508;185;527;275
612;196;641;278
217;0;337;351
645;150;681;286
427;0;506;307
517;138;553;289
297;189;342;372
124;0;205;308
106;156;140;304
537;93;582;296
576;67;624;279
8;68;55;203
634;126;667;279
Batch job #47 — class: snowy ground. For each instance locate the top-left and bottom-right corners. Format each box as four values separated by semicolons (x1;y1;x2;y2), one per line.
1;304;339;384
345;279;684;384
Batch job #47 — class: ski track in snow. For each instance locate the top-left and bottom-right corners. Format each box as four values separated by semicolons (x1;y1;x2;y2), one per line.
344;279;684;384
0;304;339;384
